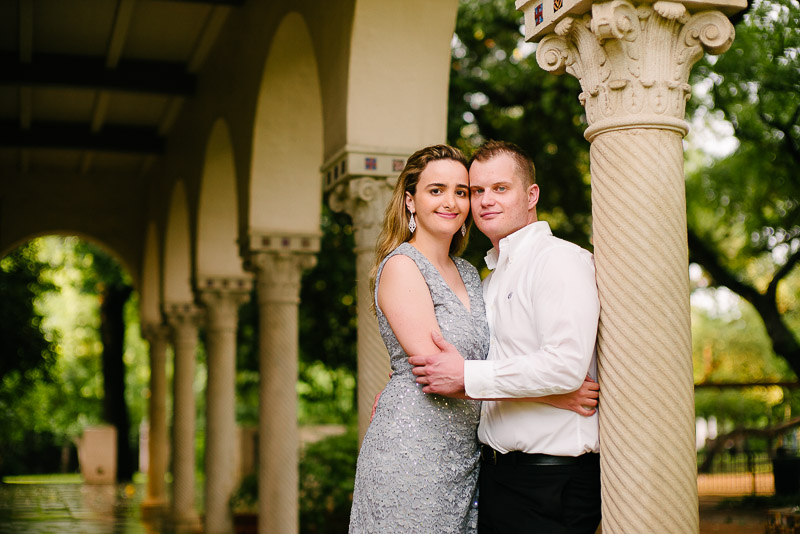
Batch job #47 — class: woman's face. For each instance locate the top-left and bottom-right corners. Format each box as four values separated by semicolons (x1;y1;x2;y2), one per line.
405;159;470;240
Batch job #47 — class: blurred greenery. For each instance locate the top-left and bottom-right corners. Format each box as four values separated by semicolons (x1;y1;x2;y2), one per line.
299;427;358;534
229;427;358;533
0;236;150;478
686;0;800;377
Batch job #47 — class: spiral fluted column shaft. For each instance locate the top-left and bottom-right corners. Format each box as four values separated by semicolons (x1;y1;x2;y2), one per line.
141;323;169;514
251;252;315;534
200;282;250;534
592;129;696;533
528;1;739;531
329;176;394;440
166;304;203;532
353;237;393;439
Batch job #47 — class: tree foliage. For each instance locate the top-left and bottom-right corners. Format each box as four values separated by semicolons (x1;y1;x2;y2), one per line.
0;241;55;386
687;0;800;376
0;241;57;475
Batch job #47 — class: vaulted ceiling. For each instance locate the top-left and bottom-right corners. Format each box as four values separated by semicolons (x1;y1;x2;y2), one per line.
0;0;244;176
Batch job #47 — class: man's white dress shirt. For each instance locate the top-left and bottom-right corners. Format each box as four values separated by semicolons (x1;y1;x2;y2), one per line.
463;221;600;456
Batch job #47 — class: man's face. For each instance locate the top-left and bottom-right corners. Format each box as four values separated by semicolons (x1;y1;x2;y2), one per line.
469;153;539;249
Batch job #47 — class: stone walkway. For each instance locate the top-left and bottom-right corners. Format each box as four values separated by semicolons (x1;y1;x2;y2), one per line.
0;482;158;533
0;479;775;533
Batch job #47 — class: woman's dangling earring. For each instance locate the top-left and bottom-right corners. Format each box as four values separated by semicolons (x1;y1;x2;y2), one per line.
408;213;416;233
461;223;467;237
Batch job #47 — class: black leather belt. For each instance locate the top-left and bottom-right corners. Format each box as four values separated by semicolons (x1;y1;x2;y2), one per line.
480;445;598;466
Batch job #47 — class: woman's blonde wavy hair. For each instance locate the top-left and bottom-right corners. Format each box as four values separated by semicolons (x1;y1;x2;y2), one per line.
369;144;472;311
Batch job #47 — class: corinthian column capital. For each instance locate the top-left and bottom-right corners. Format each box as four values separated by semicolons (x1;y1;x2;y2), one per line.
531;0;736;140
141;321;170;344
197;275;253;331
164;302;204;336
248;251;317;304
328;177;394;252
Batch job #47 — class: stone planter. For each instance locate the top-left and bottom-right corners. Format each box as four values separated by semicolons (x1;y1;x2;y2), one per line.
76;425;117;484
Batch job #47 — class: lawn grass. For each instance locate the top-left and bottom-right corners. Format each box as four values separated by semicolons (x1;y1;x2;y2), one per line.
3;473;83;484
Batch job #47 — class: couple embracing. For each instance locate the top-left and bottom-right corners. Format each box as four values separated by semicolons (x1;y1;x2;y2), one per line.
349;141;601;534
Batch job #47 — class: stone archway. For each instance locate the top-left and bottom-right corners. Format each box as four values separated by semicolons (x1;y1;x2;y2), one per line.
196;118;252;534
163;180;202;531
139;221;169;516
246;12;324;534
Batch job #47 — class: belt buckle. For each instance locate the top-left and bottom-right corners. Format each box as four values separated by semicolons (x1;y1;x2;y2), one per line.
492;448;497;464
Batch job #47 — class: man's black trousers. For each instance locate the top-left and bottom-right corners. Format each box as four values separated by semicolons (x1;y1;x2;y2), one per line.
477;451;601;534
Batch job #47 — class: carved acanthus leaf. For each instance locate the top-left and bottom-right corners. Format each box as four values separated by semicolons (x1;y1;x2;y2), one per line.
535;0;735;138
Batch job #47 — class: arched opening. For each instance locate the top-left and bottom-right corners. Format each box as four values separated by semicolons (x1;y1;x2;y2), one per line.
0;234;147;483
198;119;244;279
249;12;324;234
140;222;162;327
163;181;193;305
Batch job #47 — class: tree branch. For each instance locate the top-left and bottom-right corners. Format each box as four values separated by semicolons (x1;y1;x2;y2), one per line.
768;245;800;299
687;227;761;304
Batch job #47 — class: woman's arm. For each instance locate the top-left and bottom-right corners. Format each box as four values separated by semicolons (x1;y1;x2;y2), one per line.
377;254;441;357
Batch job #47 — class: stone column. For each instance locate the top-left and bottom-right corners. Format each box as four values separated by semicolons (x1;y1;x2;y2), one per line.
198;276;252;534
327;162;399;439
165;302;203;533
518;0;741;531
246;234;318;534
140;322;170;517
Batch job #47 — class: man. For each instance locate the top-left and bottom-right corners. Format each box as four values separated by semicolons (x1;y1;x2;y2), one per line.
408;140;601;533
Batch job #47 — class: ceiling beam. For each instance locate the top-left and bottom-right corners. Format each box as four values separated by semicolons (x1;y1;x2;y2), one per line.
19;0;33;63
107;0;137;69
187;5;231;73
167;0;245;5
0;53;196;96
0;121;164;154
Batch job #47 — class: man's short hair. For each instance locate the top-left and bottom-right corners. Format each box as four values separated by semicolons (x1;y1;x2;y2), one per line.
469;140;536;187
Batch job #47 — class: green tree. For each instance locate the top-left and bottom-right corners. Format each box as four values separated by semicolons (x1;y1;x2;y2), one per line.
687;0;800;377
0;241;57;475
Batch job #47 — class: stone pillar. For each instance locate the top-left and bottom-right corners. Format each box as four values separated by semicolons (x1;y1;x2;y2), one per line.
325;151;406;440
517;0;741;531
141;322;170;517
246;234;318;534
165;302;203;533
198;276;252;534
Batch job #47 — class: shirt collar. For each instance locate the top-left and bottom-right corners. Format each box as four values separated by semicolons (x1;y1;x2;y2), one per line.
483;221;552;270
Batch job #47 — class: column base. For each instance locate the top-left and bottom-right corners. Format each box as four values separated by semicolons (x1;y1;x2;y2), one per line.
172;511;203;534
140;498;168;519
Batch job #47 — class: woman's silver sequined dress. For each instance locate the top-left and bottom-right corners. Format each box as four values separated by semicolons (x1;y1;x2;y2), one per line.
349;243;490;533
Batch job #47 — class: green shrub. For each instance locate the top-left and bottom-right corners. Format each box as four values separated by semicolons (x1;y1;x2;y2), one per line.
299;427;357;534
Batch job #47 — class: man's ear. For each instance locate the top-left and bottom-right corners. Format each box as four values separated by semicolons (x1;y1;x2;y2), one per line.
528;184;540;210
405;191;415;214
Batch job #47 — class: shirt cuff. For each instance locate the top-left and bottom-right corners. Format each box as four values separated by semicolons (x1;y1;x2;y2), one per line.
464;359;498;399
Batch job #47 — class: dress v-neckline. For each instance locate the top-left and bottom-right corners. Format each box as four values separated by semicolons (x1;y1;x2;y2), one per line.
406;243;472;314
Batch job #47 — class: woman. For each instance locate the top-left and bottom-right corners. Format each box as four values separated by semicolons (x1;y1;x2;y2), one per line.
349;144;485;533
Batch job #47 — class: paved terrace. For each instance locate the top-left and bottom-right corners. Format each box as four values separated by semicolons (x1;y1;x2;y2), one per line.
0;477;772;533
